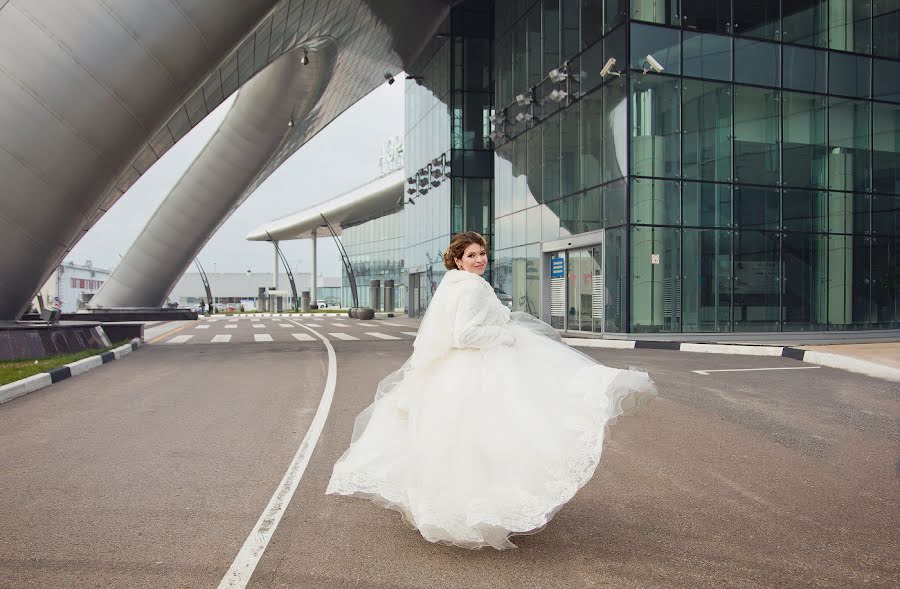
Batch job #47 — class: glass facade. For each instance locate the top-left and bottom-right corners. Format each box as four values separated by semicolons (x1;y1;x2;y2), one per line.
492;0;899;332
405;0;495;316
341;207;406;310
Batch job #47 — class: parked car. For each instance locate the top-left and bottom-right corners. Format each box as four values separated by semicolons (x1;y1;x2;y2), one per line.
316;299;327;309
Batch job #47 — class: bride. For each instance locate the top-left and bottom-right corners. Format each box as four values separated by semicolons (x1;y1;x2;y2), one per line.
326;231;656;549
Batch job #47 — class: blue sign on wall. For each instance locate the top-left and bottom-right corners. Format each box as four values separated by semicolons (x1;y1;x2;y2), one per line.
551;256;565;278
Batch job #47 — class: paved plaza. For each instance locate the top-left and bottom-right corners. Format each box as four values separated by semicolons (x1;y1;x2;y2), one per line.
0;320;896;588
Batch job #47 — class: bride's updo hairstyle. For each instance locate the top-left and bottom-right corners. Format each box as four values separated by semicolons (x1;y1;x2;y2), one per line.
443;231;487;270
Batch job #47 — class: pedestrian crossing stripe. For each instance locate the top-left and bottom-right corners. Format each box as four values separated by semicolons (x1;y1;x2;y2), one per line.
401;332;418;337
365;332;399;340
211;334;231;343
291;333;315;342
167;335;193;344
225;324;237;328
196;325;210;329
252;324;265;328
254;334;273;342
328;333;359;341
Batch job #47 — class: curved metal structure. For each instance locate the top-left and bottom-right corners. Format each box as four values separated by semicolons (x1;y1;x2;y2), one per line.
0;0;451;319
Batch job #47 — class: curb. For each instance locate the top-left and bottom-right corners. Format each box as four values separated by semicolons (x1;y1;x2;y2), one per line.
563;338;900;383
0;339;143;406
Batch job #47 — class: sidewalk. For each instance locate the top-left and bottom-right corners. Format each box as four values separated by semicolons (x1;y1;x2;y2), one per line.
800;342;900;373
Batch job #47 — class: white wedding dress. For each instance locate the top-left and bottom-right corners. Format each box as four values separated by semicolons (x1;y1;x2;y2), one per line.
326;269;655;549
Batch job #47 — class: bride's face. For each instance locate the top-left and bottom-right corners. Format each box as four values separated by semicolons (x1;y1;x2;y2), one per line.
456;243;487;275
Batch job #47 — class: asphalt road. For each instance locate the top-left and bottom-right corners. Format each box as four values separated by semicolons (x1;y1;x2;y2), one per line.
0;317;896;588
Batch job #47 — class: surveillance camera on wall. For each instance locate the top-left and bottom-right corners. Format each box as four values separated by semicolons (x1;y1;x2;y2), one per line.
600;57;620;77
384;72;395;85
645;54;664;73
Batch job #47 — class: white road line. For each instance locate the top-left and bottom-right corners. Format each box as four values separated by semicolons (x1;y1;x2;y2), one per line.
229;318;239;322
401;331;418;337
225;324;237;329
328;332;359;341
692;366;822;375
279;324;292;328
254;334;273;342
365;332;399;340
196;325;210;329
291;333;315;342
330;323;347;328
217;321;336;589
252;324;265;329
167;335;193;344
378;321;404;327
211;335;232;343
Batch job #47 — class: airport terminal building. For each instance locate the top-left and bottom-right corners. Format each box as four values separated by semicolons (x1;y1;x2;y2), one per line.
291;0;898;335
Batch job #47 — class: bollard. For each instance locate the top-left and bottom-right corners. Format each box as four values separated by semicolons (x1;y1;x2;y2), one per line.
301;290;310;312
369;279;381;313
383;279;395;312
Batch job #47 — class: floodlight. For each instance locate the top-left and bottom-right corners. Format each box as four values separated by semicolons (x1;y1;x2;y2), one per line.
300;49;309;66
407;187;416;195
548;89;568;102
600;57;620;77
515;112;534;123
515;92;533;106
548;67;568;83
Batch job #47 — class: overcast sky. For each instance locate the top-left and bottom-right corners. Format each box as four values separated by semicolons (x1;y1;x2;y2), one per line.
69;74;406;279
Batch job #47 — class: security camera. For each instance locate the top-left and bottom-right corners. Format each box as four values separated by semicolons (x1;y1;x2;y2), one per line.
300;49;309;66
600;57;620;77
384;72;395;85
645;54;664;73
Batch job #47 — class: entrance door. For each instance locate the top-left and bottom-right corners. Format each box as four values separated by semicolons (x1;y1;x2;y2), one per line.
550;243;604;333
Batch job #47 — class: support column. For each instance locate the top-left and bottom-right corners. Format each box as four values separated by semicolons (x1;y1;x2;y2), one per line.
311;231;317;303
273;241;280;289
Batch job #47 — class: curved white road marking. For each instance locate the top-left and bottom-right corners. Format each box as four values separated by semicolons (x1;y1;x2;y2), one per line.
217;320;335;589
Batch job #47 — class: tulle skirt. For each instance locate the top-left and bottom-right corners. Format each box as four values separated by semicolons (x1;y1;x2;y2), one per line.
326;316;655;549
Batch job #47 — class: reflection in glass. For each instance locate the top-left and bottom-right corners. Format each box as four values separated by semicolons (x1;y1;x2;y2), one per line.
735;186;780;230
783;45;827;93
631;178;680;226
560;104;581;195
873;0;900;59
682;229;732;332
734;38;781;86
682;0;731;33
683;181;732;228
828;0;872;54
829;97;871;192
602;78;628;182
734;85;781;186
782;0;828;47
632;0;680;25
630;23;682;74
604;226;627;331
872;102;900;194
734;0;781;39
630;75;681;179
782;232;828;330
543;112;561;202
829;51;871;99
683;32;732;81
631;225;681;332
782;189;828;233
733;230;780;331
683;80;732;182
581;88;603;187
783;92;828;189
873;58;900;103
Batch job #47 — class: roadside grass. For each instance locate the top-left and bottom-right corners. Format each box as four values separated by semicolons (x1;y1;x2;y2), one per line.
0;340;131;386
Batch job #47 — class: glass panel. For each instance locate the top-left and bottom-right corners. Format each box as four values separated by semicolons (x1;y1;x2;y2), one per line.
828;0;873;53
682;0;730;33
630;23;682;74
734;39;781;86
782;232;828;330
526;126;542;207
512;16;527;95
579;39;605;95
604;226;627;331
496;214;512;250
871;238;900;325
827;234;874;328
829;51;871;99
827;191;869;234
782;0;828;47
829;97;871;192
873;0;900;59
560;104;581;195
561;0;580;59
630;75;681;178
512;209;526;246
783;92;828;189
734;86;781;186
735;186;780;230
602;77;629;182
543;199;561;240
566;249;581;328
581;87;603;187
782;189;828;232
605;0;627;31
871;194;900;236
603;20;627;65
527;4;543;88
512;245;528;312
495;144;513;217
581;0;604;48
525;244;541;316
591;245;604;332
543;112;561;201
733;230;781;331
682;80;732;182
632;0;680;25
872;102;900;194
631;178;680;225
873;58;900;103
683;32;732;81
526;205;541;243
683;181;732;227
783;45;827;93
682;228;732;331
606;179;627;226
543;0;560;75
581;186;603;232
734;0;781;39
512;134;527;212
631;226;681;332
